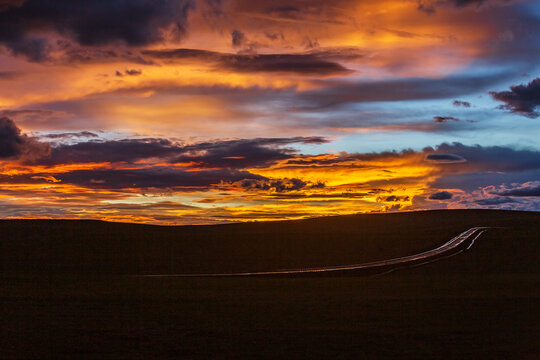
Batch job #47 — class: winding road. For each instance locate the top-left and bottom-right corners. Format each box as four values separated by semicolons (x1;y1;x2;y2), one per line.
137;227;489;278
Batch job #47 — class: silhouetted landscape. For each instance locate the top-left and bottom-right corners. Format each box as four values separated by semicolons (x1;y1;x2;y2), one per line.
1;210;538;359
2;0;540;358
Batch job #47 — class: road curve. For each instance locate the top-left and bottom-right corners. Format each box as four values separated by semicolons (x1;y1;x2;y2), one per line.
136;227;489;278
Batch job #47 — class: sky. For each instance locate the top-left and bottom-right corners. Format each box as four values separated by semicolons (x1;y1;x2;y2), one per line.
0;0;539;224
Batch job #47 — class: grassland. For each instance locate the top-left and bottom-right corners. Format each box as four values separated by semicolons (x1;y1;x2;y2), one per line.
0;210;539;359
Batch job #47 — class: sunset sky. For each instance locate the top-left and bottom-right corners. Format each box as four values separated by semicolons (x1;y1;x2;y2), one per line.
0;0;539;224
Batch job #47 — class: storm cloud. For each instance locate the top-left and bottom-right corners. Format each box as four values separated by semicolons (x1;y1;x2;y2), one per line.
295;73;511;110
40;131;99;140
425;153;467;163
490;182;540;197
474;197;519;205
0;0;195;61
55;167;265;190
418;0;513;13
143;48;353;76
490;78;540;118
235;178;308;192
423;143;540;173
429;191;453;200
0;117;49;160
37;136;328;168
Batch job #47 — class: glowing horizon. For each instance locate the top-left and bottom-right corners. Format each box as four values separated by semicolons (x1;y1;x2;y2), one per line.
0;0;539;224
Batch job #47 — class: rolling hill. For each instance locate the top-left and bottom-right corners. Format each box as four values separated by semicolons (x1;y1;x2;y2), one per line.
1;210;538;359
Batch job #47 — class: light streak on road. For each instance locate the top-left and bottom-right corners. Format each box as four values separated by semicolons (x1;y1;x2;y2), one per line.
135;227;489;278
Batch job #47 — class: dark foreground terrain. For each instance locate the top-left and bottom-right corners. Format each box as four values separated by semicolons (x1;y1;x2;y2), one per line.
0;210;539;359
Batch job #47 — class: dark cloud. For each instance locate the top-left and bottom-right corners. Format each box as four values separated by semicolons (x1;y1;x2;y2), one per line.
451;0;485;6
427;144;540;194
282;143;540;177
5;36;52;62
0;71;19;79
425;153;467;163
425;143;540;172
0;109;57;117
268;192;371;201
474;197;519;205
433;116;460;123
472;7;540;70
0;117;49;160
174;137;327;169
432;170;540;193
142;48;216;59
385;204;402;212
201;0;224;18
235;178;307;192
116;69;142;77
0;0;195;61
30;136;327;168
55;167;264;190
0;167;265;191
417;0;512;13
453;100;471;108
40;138;181;165
307;47;365;62
383;195;410;202
491;183;540;197
490;78;540;118
231;29;245;47
429;191;453;200
267;5;303;18
296;73;510;110
450;0;513;7
125;69;142;76
96;201;197;211
142;48;352;76
228;54;349;75
265;32;284;41
0;109;67;128
0;127;328;191
0;162;270;191
302;36;320;50
283;149;418;167
40;131;99;140
56;43;152;64
3;165;316;192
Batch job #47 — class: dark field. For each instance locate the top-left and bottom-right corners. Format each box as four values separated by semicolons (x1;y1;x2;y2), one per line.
1;210;539;359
